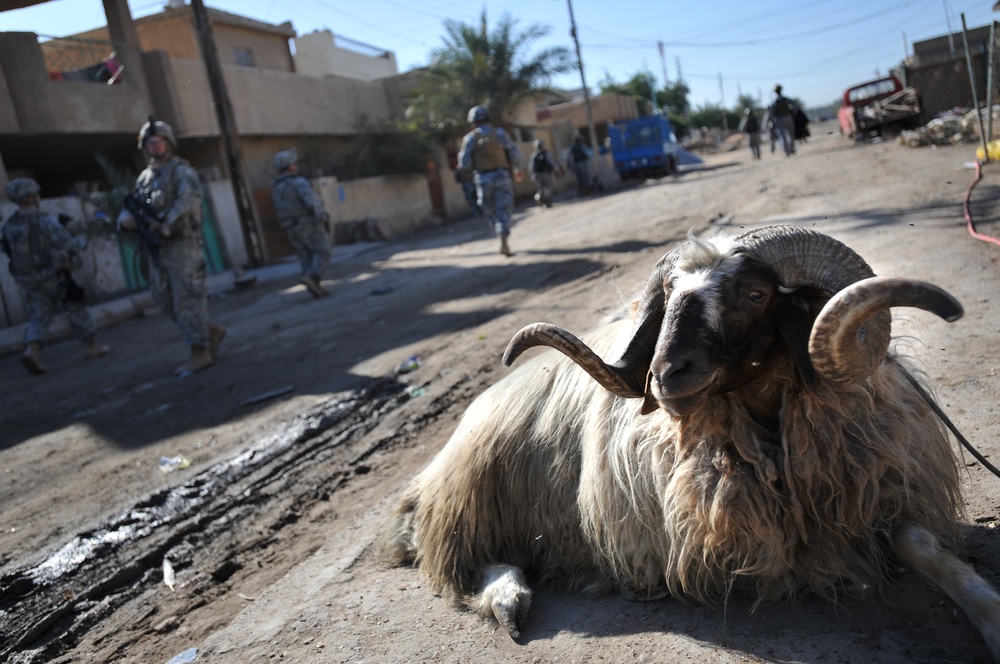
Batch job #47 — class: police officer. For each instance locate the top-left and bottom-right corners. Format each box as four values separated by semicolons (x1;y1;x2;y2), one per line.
528;139;562;208
271;149;331;298
566;136;593;196
1;178;110;374
117;116;225;375
458;106;523;256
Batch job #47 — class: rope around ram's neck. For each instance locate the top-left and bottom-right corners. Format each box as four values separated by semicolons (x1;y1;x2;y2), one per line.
897;363;1000;480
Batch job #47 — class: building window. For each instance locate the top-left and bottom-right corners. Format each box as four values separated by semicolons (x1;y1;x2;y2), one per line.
234;48;256;67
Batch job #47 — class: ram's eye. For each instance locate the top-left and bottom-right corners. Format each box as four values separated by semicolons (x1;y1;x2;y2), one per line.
748;290;766;303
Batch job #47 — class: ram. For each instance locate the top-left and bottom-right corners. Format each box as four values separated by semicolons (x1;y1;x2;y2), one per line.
379;225;1000;656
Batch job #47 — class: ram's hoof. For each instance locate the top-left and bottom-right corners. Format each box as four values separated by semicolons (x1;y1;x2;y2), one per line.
479;564;533;639
491;595;526;639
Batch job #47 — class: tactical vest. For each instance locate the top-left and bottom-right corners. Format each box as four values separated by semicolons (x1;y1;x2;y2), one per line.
271;175;312;224
1;211;57;279
472;128;510;172
135;157;199;236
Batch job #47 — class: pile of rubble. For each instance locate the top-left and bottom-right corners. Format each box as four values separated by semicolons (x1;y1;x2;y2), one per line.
898;106;998;147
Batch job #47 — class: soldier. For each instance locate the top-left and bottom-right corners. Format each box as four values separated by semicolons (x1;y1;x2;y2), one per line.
1;178;110;374
117;116;225;375
270;149;331;298
528;139;562;208
458;105;523;256
566;136;593;196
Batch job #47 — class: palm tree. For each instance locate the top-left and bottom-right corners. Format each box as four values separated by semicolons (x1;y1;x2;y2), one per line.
409;11;576;139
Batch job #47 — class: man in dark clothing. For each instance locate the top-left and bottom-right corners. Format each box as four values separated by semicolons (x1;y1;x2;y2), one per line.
769;84;797;156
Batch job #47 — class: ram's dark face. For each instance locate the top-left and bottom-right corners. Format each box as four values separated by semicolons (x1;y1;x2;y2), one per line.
646;254;784;417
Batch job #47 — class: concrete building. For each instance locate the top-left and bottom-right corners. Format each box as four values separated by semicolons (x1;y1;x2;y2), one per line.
536;92;640;148
0;0;457;328
294;30;398;81
897;24;993;119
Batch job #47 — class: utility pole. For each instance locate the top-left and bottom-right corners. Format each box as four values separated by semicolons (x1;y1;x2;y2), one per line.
961;13;989;163
644;59;659;114
676;56;689;122
658;40;669;86
718;72;728;133
944;0;956;56
190;0;266;267
566;0;600;181
901;31;909;87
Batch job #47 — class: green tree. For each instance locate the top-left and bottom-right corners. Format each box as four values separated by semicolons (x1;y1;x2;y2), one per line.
408;11;576;139
599;70;658;116
598;72;691;138
734;92;759;113
689;102;739;131
659;80;691;117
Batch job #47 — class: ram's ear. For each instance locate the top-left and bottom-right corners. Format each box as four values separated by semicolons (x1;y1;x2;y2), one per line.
775;295;818;391
640;371;659;415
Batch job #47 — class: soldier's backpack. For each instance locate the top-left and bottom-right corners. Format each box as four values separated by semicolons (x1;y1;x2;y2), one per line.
472;128;510;172
743;114;760;133
571;141;589;162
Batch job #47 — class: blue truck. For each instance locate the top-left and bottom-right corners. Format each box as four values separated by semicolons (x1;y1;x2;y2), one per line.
607;115;681;180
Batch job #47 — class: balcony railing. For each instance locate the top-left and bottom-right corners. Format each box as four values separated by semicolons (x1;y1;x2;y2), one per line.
39;35;126;84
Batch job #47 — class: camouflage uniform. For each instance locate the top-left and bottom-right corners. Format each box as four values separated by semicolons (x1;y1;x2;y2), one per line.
131;154;210;348
458;114;522;240
1;208;96;345
271;152;331;288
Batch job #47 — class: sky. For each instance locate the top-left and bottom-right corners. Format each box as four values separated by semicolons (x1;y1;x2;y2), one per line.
1;0;997;110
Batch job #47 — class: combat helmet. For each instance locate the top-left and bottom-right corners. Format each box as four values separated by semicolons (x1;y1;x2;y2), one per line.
273;149;298;172
534;139;546;149
137;115;177;150
467;105;491;124
5;177;41;205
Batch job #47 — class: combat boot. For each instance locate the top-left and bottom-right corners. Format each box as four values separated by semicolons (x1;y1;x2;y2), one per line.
83;338;110;358
21;342;46;374
499;233;512;257
301;275;327;298
174;345;214;376
208;323;227;358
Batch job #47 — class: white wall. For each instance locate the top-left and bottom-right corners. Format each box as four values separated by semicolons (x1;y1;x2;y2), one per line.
293;30;398;81
206;179;248;269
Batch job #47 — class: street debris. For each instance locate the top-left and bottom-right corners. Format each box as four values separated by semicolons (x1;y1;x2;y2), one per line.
899;106;999;148
162;558;175;591
241;385;296;406
394;356;421;375
159;456;191;473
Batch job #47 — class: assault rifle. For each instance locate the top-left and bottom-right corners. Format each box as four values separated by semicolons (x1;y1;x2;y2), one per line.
123;193;163;268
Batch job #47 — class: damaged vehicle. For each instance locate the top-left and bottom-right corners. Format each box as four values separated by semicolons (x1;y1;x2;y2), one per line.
838;75;922;140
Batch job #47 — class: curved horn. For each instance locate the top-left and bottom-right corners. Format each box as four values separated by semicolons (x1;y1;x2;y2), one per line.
737;225;879;295
810;277;963;383
502;252;676;398
502;323;646;397
737;225;891;382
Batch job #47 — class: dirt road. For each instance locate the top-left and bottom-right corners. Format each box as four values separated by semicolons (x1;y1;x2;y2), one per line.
2;122;1000;663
